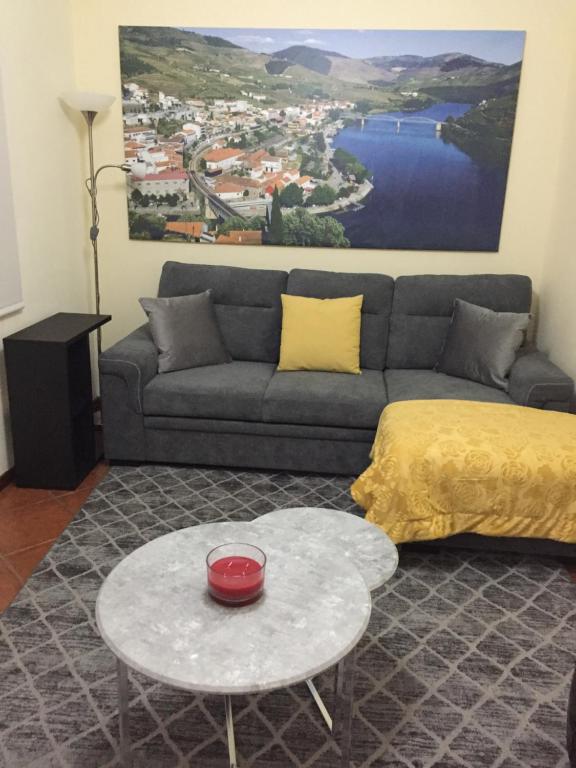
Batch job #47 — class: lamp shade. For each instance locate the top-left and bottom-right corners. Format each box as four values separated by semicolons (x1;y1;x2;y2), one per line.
131;162;148;179
61;91;115;113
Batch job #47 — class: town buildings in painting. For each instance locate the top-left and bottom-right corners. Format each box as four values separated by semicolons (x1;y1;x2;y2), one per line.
122;84;363;248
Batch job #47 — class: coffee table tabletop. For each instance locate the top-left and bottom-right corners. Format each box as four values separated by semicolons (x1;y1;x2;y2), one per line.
254;507;399;591
96;520;371;695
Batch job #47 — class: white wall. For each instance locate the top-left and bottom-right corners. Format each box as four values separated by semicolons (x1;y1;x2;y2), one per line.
0;0;91;475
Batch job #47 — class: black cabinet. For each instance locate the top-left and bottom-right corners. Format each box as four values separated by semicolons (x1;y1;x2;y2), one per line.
4;313;111;490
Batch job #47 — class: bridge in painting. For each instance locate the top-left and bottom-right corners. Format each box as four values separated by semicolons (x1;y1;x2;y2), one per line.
363;115;445;132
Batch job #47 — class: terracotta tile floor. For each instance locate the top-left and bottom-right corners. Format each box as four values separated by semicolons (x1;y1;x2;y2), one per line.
0;462;109;612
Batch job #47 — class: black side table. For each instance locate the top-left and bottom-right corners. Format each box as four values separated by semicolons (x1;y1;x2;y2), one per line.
4;312;111;490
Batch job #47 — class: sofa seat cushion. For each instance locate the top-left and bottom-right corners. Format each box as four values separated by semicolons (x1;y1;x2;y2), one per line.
263;369;387;429
385;369;512;404
143;361;276;421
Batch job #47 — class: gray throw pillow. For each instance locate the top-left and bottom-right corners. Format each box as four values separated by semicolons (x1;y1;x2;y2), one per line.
139;290;231;373
436;298;530;390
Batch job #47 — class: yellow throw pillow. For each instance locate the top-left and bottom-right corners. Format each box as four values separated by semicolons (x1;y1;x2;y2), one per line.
278;294;363;374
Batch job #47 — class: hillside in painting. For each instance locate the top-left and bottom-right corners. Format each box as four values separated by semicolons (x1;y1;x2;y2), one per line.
120;26;521;112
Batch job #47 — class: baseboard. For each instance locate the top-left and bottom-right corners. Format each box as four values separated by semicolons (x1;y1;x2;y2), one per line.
0;466;14;492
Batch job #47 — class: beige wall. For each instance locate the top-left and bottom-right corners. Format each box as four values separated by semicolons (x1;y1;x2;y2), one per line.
70;0;576;352
0;0;91;475
536;46;576;380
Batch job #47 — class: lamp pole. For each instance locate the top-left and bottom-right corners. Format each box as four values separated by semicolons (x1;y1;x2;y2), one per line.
83;110;104;354
62;91;146;357
81;111;134;355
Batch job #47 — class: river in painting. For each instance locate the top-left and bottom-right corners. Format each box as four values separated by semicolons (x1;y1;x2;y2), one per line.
330;102;508;251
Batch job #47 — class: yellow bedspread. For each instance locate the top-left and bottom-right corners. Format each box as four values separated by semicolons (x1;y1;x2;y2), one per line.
351;400;576;544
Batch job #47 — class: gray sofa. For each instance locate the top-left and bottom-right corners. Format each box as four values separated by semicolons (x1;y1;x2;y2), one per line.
100;262;575;476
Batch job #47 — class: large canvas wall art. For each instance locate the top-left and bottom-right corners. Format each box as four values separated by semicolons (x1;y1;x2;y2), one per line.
118;27;525;251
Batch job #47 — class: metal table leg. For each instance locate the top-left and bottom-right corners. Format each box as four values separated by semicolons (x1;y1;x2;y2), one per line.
306;657;343;732
306;678;333;731
332;660;341;731
117;659;132;768
225;695;237;768
333;648;357;768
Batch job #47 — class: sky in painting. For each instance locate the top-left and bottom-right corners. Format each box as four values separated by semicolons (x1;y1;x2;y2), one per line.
187;28;525;65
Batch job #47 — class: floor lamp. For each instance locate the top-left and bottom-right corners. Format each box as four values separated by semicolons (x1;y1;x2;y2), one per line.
62;90;145;355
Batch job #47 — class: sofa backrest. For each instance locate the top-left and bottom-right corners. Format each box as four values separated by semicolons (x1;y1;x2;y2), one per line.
286;268;395;370
157;264;532;371
387;274;533;369
158;262;288;363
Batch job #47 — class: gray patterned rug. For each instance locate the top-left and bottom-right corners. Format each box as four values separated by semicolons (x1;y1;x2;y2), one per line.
0;464;574;768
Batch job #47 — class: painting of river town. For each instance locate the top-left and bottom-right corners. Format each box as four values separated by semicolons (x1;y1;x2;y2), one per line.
119;27;525;251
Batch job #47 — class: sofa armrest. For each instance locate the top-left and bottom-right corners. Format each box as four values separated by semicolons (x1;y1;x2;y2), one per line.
99;324;158;414
508;349;575;411
99;325;158;462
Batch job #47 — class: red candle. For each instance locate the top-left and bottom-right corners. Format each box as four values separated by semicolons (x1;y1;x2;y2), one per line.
207;547;266;606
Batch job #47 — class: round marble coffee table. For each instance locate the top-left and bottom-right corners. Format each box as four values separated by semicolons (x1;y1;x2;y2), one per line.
96;520;371;768
254;507;399;591
254;507;398;730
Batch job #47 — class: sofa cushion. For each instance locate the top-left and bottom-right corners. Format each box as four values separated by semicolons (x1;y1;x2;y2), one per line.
158;262;288;363
263;369;387;429
385;369;512;404
286;268;394;370
387;274;532;369
143;361;276;421
139;291;231;373
278;294;363;374
435;299;530;390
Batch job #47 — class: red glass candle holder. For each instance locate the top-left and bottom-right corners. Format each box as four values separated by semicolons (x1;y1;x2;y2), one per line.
206;543;266;606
